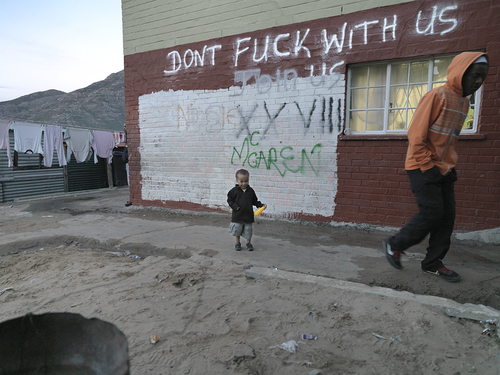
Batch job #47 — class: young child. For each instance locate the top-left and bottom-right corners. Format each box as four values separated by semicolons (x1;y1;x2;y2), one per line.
383;52;489;282
227;169;265;251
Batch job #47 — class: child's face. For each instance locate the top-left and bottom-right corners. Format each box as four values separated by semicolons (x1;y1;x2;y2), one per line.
462;63;488;97
236;174;249;189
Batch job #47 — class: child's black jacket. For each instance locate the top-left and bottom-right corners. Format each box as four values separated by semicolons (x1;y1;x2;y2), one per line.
227;185;264;224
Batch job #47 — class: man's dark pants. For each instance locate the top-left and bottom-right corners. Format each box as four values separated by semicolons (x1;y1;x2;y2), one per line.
388;167;457;271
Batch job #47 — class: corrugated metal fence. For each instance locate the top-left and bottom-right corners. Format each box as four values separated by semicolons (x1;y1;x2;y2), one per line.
0;129;111;203
67;154;108;192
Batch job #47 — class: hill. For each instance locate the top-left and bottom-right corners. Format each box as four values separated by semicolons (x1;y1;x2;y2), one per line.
0;71;125;132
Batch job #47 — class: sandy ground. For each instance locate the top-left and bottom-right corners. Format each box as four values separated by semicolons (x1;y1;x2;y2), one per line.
0;189;499;374
0;246;499;374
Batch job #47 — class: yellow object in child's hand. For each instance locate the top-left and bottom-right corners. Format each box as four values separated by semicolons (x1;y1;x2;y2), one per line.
254;205;267;217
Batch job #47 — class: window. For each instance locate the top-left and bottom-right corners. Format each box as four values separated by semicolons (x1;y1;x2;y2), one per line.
346;55;482;134
13;150;43;170
11;131;65;170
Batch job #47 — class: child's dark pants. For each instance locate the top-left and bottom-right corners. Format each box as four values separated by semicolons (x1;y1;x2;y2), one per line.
388;167;457;271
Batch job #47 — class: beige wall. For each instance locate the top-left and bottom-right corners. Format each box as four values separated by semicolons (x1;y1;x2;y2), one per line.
122;0;414;55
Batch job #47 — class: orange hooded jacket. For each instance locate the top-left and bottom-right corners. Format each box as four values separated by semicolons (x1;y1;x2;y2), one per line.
405;51;489;175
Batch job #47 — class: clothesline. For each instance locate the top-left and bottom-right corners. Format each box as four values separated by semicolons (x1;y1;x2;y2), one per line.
1;119;125;141
1;118;124;132
0;119;126;168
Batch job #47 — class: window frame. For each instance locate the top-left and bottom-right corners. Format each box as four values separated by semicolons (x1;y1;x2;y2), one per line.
9;128;66;170
345;55;482;135
13;150;44;170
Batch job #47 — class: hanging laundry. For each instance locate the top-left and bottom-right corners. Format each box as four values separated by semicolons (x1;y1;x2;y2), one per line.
113;132;123;145
113;131;127;145
92;130;115;164
65;128;93;163
14;123;43;154
0;120;12;167
43;125;67;167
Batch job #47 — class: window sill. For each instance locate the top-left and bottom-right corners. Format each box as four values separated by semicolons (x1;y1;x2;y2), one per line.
458;133;486;140
339;133;486;141
339;133;407;141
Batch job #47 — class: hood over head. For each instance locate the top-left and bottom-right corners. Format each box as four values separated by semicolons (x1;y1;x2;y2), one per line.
446;52;489;95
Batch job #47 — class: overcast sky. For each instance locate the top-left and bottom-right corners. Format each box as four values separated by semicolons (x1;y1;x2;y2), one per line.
0;0;124;102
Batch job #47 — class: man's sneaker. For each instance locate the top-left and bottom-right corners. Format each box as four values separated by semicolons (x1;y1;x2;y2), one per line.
246;243;254;251
383;239;404;270
235;243;242;251
423;267;461;283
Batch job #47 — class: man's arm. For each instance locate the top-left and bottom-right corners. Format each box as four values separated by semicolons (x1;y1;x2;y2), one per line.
406;91;443;171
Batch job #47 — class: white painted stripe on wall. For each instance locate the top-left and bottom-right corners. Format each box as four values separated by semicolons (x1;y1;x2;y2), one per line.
138;73;344;218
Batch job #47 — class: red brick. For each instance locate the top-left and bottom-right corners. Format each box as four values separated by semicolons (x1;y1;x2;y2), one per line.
485;218;500;227
475;209;500;219
343;179;362;187
368;199;389;208
356;187;375;194
379;180;400;188
351;159;371;167
465;186;489;194
335;198;357;207
355;199;372;207
385;215;407;226
375;207;393;216
339;192;362;200
351;172;367;180
368;188;390;195
366;214;386;223
489;187;500;195
361;180;381;188
388;201;410;211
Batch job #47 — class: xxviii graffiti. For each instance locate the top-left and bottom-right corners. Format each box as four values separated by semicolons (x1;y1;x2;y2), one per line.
233;96;341;139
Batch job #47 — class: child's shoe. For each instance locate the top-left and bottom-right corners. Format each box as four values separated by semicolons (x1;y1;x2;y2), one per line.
235;242;242;251
246;243;253;251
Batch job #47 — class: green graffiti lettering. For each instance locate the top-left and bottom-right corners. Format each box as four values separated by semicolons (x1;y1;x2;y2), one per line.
266;148;286;176
231;139;322;177
263;148;276;169
281;146;300;174
231;137;249;165
310;143;322;174
250;131;260;146
268;148;278;167
300;143;322;176
247;152;259;168
255;151;266;169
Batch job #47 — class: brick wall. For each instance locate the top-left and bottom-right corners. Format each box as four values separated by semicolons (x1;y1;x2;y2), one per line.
122;0;414;55
123;0;500;231
333;0;500;231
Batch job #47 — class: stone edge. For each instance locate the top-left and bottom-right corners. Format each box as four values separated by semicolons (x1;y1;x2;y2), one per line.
245;266;500;322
